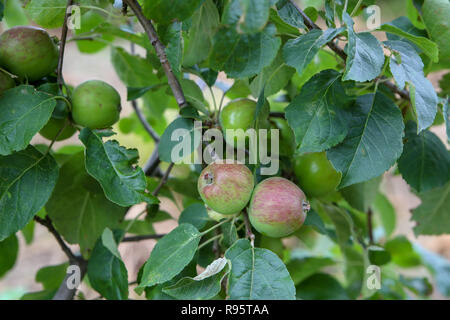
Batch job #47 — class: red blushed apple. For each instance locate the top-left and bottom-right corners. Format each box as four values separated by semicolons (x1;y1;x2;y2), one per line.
198;162;254;215
248;177;309;238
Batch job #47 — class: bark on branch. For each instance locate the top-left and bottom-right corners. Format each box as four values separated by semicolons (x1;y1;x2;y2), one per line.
123;0;188;109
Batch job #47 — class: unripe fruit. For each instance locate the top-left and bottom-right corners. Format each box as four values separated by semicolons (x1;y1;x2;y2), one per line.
198;162;254;215
39;117;77;141
294;152;341;198
0;71;15;95
0;26;59;81
270;118;295;156
220;98;270;149
249;177;308;238
71;80;121;129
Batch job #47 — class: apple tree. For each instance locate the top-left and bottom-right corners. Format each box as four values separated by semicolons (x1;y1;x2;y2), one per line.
0;0;449;300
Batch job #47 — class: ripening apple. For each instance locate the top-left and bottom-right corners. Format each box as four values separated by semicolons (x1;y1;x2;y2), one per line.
0;26;59;81
198;162;254;215
248;177;309;238
0;71;15;95
71;80;121;129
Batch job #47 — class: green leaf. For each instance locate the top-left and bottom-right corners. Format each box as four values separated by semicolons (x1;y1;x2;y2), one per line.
327;92;404;188
35;263;68;291
163;257;230;299
165;22;183;80
340;176;382;212
385;40;438;133
343;13;384;82
444;99;450;142
0;234;19;278
303;209;329;236
283;28;344;75
275;0;305;29
0;146;58;241
25;0;66;29
179;203;209;231
411;181;450;236
184;0;219;66
398;122;450;193
414;244;450;297
139;224;201;288
88;229;128;300
101;228;121;259
3;0;29;27
286;255;335;285
221;220;238;247
372;192;396;237
224;239;296;300
79;128;158;207
378;18;438;62
111;47;159;87
0;1;4;21
158;117;202;163
143;0;205;24
223;0;271;34
0;85;56;155
180;79;209;115
209;24;281;78
296;273;349;300
399;275;433;297
368;245;391;266
46;152;127;256
75;10;113;54
21;220;35;245
285;69;352;154
385;236;421;267
250;51;295;98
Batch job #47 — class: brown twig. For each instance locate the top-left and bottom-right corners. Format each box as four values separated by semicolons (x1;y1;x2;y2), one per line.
269;112;286;119
289;0;410;100
123;0;187;109
242;211;255;246
131;100;160;143
34;215;87;300
367;208;374;245
57;0;74;90
122;234;166;242
152;162;175;196
34;216;79;263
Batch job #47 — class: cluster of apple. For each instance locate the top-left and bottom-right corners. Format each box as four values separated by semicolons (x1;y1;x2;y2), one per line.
0;26;121;141
198;98;342;238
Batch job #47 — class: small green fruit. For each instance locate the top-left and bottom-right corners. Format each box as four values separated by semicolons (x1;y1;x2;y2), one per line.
71;80;121;129
0;71;15;95
220;98;270;149
39;117;77;141
294;152;341;198
0;26;59;81
198;162;254;215
249;177;308;238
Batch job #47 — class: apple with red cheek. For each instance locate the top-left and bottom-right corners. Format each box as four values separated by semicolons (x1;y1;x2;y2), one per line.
248;177;310;238
198;162;254;215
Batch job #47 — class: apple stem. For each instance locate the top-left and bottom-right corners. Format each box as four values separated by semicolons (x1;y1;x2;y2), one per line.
243;210;255;247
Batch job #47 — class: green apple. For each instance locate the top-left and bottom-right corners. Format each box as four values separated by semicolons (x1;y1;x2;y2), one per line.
71;80;121;129
0;26;58;81
294;152;341;198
